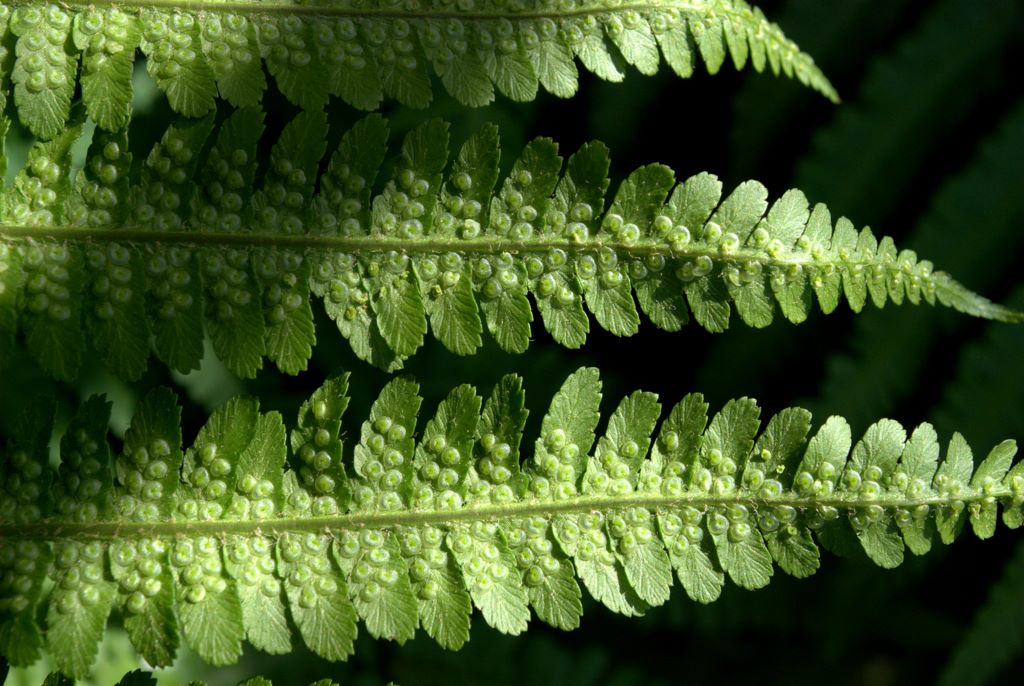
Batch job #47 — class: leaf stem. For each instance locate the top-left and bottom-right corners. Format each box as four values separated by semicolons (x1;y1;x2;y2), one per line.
0;489;1005;542
0;225;901;272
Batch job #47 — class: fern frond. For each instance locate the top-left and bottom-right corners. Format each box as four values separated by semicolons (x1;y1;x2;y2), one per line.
1;368;1021;676
809;99;1024;428
1;113;1018;380
0;0;836;138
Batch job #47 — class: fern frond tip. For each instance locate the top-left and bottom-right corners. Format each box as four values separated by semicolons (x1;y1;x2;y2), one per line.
0;0;836;138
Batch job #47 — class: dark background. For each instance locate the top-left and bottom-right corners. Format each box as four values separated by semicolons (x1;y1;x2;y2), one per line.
3;0;1024;683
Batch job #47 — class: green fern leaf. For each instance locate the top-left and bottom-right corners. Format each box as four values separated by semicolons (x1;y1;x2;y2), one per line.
137;116;216;372
73;9;140;131
3;368;1022;675
140;9;217;118
0;0;838;137
196;107;268;378
9;4;77;140
0;115;1020;381
8;120;85;380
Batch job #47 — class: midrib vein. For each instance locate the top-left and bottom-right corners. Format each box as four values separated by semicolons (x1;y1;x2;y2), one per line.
24;0;748;24
0;225;910;273
0;488;1003;541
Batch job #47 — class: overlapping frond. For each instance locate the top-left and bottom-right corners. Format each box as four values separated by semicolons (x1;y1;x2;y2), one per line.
1;368;1021;676
0;112;1017;380
0;0;837;138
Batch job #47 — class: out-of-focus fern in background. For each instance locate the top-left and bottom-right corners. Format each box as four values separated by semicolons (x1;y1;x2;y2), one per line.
3;0;1023;684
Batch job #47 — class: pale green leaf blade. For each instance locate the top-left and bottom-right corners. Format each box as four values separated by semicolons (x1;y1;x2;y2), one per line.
413;384;481;508
174;558;245;666
278;534;356;661
855;520;905;569
140;10;216;117
423;264;483;355
321;20;381;111
583;276;640;336
196;107;267;379
805;204;842;313
605;13;659;75
73;9;139;131
1004;461;1024;530
200;14;265;107
503;517;580;631
764;527;819;579
224;536;291;655
371;19;432;108
617;533;672;607
136;116;215;373
449;525;529;635
219;411;290;655
110;539;179;668
537;33;578;97
119;387;183;521
672;536;724;604
535;367;602;480
335;531;417;643
710;519;773;590
420;22;493;107
897;423;941;555
46;547;117;680
556;515;646;617
45;399;117;676
524;551;582;630
13;124;85;380
400;526;471;650
691;16;725;74
252;110;326;374
11;5;77;140
258;18;330;110
933;438;970;544
75;129;148;380
795;416;852;491
969;440;1017;539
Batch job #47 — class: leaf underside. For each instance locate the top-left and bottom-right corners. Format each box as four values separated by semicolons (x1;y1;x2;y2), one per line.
0;113;1016;381
1;0;837;138
1;368;1021;677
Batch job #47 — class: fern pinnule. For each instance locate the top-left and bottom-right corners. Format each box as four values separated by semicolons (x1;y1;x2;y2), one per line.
1;111;1019;381
0;0;837;139
1;368;1022;676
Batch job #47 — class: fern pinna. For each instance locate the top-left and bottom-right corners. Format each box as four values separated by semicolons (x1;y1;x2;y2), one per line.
0;0;837;137
1;369;1021;676
0;110;1018;382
